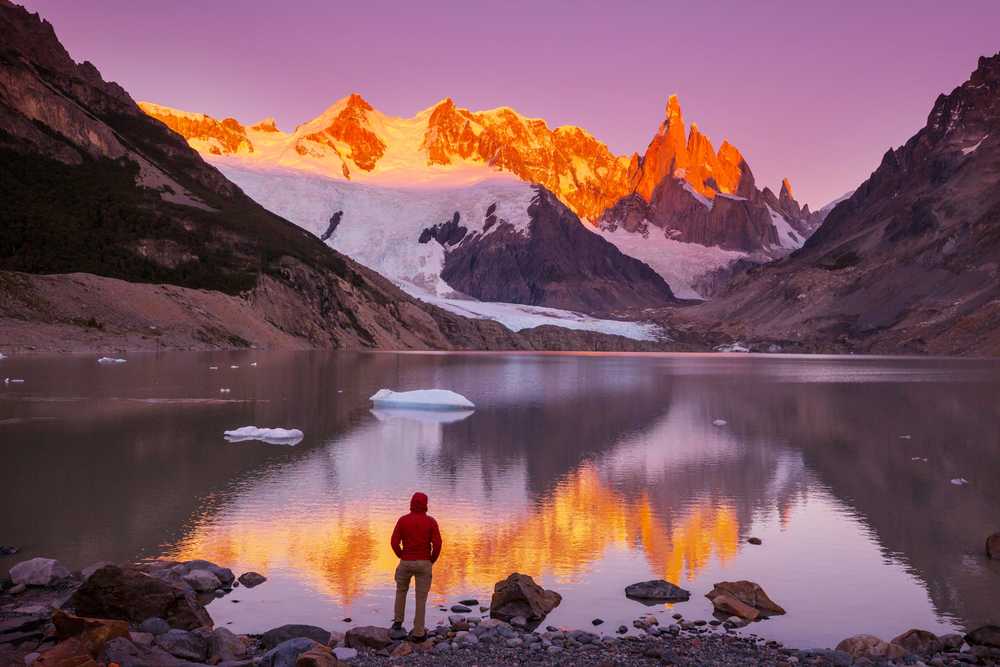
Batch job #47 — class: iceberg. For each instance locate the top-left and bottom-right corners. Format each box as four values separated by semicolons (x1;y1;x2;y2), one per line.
224;426;303;446
950;478;969;486
712;419;728;426
97;357;127;364
371;408;474;425
370;389;475;411
0;352;6;360
4;377;25;384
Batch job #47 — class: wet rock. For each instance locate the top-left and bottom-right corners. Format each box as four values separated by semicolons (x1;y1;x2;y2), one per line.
238;571;267;588
592;618;604;626
489;573;561;626
939;633;965;651
155;628;209;661
835;634;909;660
616;625;628;634
987;533;1000;559
707;593;760;621
81;561;114;580
9;583;27;595
966;625;1000;649
332;646;358;660
748;537;762;545
345;625;392;650
510;615;528;629
262;624;331;649
450;604;472;613
209;627;248;662
0;613;50;646
173;560;235;587
32;637;100;667
10;557;71;586
458;598;479;606
706;581;786;617
391;640;416;657
891;628;942;655
260;637;319;667
139;617;170;636
69;564;212;630
624;579;691;602
50;609;130;661
129;630;155;646
0;545;18;556
182;568;221;593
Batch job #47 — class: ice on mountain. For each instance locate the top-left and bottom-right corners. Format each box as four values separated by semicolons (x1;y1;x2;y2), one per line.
224;426;304;445
715;342;750;353
97;357;127;364
370;389;475;411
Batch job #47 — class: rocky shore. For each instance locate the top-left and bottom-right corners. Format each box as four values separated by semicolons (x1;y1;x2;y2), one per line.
1;556;998;666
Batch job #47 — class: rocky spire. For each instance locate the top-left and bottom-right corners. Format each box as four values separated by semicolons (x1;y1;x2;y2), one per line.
633;95;690;200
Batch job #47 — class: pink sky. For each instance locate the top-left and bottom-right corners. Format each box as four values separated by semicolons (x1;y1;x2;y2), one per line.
21;0;1000;207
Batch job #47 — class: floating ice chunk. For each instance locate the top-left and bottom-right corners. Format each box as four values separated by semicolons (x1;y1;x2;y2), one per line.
224;426;304;445
0;352;6;360
715;342;750;353
371;408;474;425
230;365;240;369
250;362;258;367
97;357;127;364
4;377;25;384
950;478;969;485
910;457;928;462
209;365;219;370
899;434;912;439
712;419;728;427
219;388;231;393
370;389;475;411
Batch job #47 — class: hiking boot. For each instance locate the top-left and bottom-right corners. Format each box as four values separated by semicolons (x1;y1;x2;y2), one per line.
389;622;407;640
408;631;428;643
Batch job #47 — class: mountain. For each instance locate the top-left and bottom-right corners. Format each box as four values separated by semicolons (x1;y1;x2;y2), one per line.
682;53;1000;355
141;94;817;301
0;0;669;352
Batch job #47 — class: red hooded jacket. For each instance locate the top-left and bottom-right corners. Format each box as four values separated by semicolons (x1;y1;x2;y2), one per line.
390;492;442;563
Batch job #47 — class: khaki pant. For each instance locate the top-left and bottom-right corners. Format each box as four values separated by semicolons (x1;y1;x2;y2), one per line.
393;559;432;635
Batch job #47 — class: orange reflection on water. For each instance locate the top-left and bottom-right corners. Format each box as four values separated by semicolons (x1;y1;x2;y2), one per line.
172;466;740;604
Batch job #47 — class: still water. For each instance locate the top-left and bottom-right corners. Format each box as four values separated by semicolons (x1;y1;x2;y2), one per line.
1;351;999;648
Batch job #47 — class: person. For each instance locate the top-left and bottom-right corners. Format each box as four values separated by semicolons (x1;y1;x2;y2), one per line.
389;491;442;641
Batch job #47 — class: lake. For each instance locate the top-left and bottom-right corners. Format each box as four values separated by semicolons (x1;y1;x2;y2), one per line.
1;351;999;649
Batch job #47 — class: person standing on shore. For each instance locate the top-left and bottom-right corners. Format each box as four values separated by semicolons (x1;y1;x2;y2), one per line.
389;491;442;641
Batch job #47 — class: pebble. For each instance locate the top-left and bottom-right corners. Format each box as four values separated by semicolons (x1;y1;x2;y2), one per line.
592;618;604;626
450;604;471;613
748;537;763;545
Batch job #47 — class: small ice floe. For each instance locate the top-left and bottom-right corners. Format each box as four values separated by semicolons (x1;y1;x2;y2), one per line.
209;365;219;370
899;434;912;440
910;457;928;463
97;357;127;364
230;365;240;369
219;388;231;393
336;390;343;394
4;378;25;384
0;352;6;360
715;342;750;353
950;478;970;486
371;408;474;425
370;389;475;411
712;419;728;427
250;362;258;367
224;426;303;446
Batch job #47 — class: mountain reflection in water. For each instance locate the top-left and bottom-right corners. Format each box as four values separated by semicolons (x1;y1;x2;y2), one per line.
0;351;998;648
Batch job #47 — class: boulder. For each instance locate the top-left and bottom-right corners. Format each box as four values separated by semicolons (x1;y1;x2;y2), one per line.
181;569;221;593
238;571;267;588
52;609;130;656
707;593;759;621
939;633;965;651
10;558;70;587
966;625;1000;649
154;628;208;661
624;579;690;602
32;637;99;667
69;565;212;630
262;624;331;650
332;647;358;661
102;636;197;667
297;643;347;667
173;560;235;587
138;617;170;636
988;533;1000;560
835;634;909;660
261;638;320;667
705;581;785;616
344;625;392;650
81;562;114;580
891;628;941;655
489;573;562;625
208;627;248;662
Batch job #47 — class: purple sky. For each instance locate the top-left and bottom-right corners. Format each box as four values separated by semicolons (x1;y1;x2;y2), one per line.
21;0;1000;207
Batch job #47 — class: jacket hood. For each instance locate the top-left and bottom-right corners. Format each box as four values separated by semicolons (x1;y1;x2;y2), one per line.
410;492;428;513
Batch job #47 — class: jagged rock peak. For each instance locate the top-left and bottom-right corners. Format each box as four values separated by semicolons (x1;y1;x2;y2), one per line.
251;117;280;132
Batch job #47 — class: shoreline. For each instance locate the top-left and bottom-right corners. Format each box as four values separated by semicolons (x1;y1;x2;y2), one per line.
2;558;997;666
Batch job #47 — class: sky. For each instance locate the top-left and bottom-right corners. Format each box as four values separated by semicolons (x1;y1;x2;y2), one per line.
21;0;1000;207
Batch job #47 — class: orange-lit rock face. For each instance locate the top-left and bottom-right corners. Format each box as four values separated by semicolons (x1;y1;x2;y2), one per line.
139;102;253;156
296;93;386;175
170;466;739;605
421;99;634;221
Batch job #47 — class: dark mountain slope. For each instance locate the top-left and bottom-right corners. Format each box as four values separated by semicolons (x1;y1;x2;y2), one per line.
681;53;1000;356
